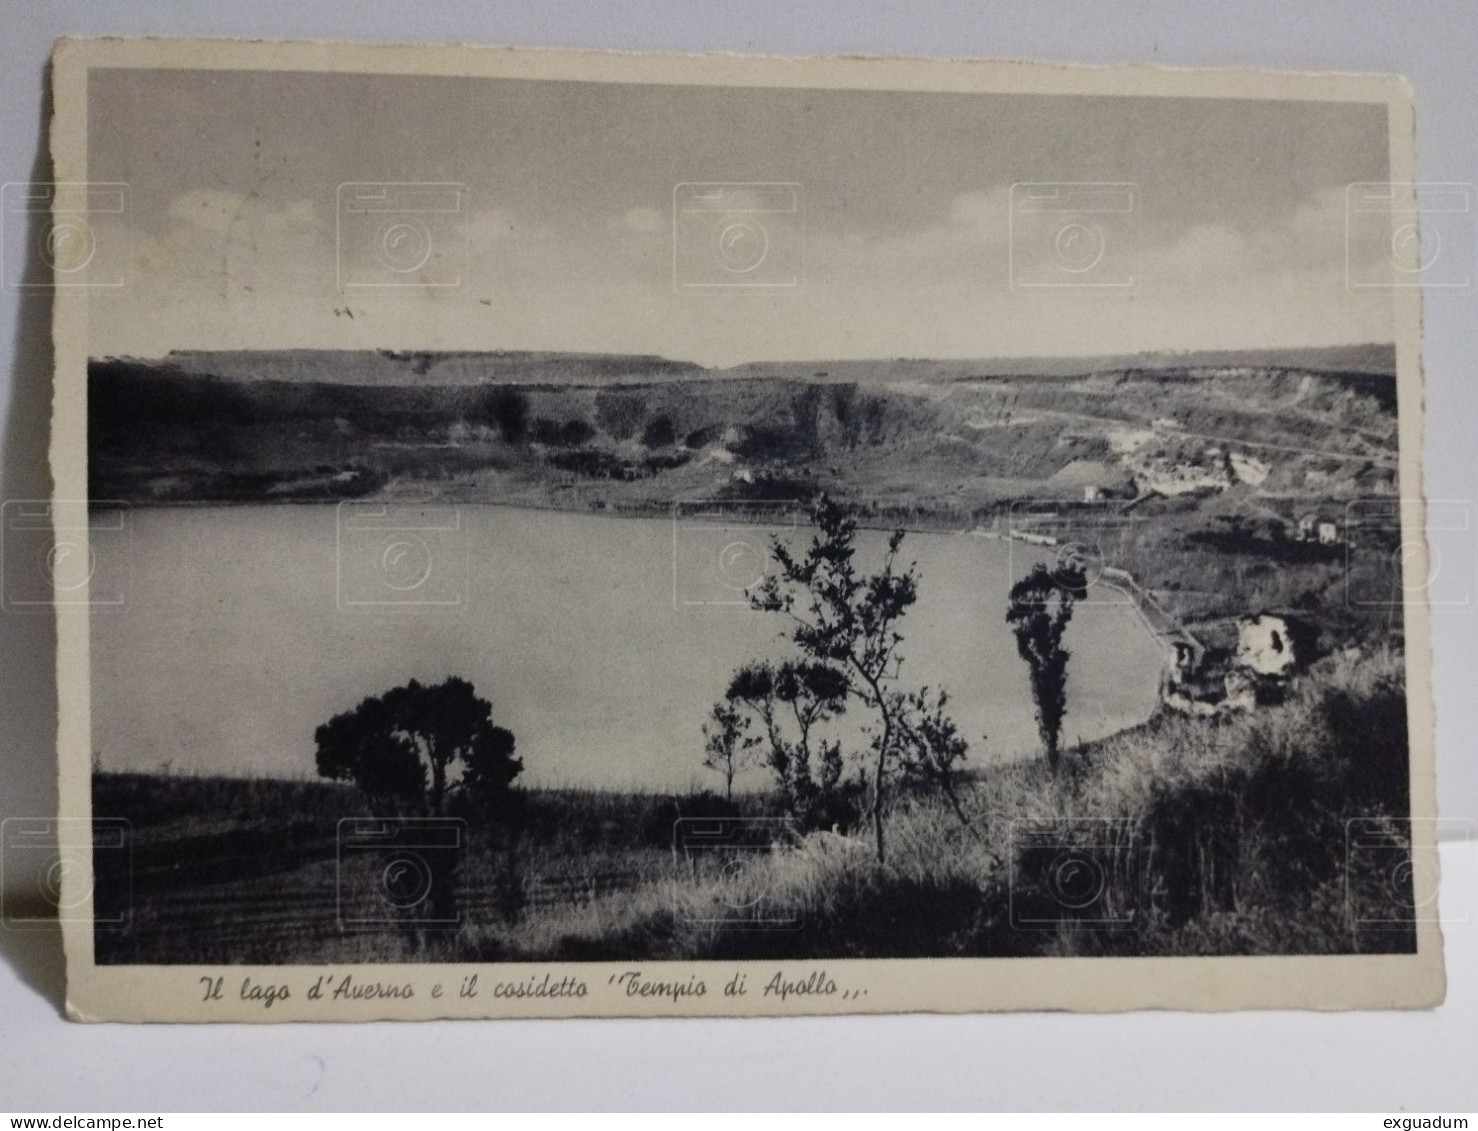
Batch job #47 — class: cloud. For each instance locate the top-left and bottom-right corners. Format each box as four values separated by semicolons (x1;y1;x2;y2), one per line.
90;189;343;357
802;187;1014;289
91;176;1391;366
1284;185;1359;270
1143;187;1358;285
948;187;1013;243
1154;223;1254;279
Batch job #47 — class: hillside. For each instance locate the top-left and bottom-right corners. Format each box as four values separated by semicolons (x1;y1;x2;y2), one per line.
725;342;1397;383
134;343;1397;388
88;350;1402;643
90;349;1397;514
131;348;708;387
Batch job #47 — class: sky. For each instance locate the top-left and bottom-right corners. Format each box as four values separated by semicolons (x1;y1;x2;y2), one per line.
85;67;1396;366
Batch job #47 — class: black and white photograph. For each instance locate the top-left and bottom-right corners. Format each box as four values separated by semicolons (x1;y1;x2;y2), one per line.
35;38;1440;1020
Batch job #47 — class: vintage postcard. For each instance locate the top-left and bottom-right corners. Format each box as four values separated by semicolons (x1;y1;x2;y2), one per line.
34;37;1441;1020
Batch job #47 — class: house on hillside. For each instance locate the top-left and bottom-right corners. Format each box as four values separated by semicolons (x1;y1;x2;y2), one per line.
1159;638;1226;718
1160;612;1313;716
1296;512;1342;545
1236;612;1299;679
1228;451;1271;486
1047;459;1137;503
1129;448;1233;497
1230;611;1315;707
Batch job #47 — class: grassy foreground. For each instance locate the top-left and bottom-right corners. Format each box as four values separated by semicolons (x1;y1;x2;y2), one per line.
93;647;1414;964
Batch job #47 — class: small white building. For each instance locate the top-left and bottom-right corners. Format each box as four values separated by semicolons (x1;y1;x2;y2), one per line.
1296;514;1341;545
1228;451;1270;486
1235;613;1299;679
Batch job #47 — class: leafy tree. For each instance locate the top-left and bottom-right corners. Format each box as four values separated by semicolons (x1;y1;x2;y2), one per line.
479;387;529;443
641;414;677;448
1005;562;1087;772
594;390;646;440
531;417;596;447
719;659;849;824
460;715;522;813
315;676;521;813
701;702;758;801
891;686;972;825
314;695;426;803
749;495;965;862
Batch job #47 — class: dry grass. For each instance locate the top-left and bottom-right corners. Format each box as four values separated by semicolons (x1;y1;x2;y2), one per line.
94;647;1413;963
494;645;1414;960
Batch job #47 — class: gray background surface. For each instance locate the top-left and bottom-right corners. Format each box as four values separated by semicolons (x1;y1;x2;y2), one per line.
1;0;1475;1111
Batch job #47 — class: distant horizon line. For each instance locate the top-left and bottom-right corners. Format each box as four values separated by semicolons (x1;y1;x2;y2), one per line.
92;340;1399;371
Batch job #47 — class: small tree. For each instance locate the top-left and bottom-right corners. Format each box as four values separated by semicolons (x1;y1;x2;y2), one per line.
315;676;522;813
891;686;972;825
641;414;677;449
719;659;849;823
315;677;521;939
750;495;966;862
1006;563;1087;772
701;702;759;801
479;387;529;443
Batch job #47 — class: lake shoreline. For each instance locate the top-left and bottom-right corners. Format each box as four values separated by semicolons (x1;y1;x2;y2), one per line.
92;492;1013;538
91;502;1165;787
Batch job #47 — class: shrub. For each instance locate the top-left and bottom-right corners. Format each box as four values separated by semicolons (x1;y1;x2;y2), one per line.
684;424;722;449
531;417;595;446
641;414;677;448
638;791;742;848
719;472;820;502
595;391;647;440
478;387;530;442
546;449;631;479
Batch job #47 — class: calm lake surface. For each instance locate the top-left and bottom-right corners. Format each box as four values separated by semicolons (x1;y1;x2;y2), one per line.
92;505;1163;790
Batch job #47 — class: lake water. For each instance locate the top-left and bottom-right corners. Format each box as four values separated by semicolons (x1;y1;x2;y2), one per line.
91;504;1163;790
